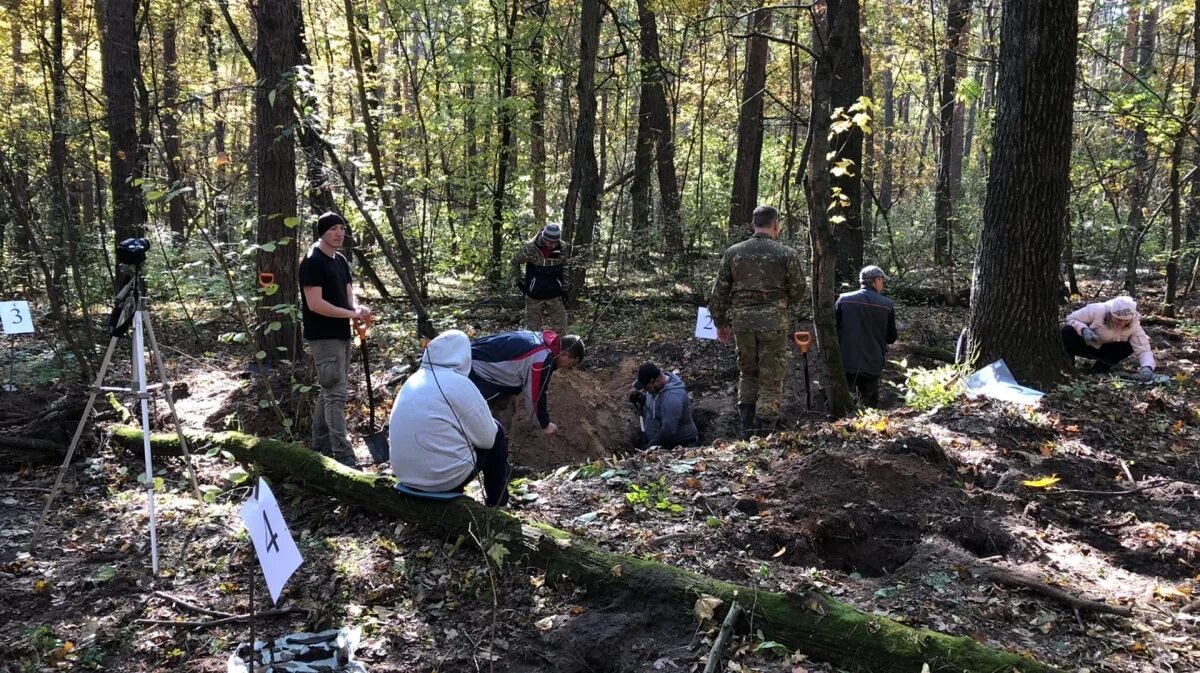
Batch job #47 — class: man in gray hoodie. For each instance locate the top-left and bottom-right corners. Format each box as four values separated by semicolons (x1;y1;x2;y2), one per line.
389;330;509;507
628;362;699;450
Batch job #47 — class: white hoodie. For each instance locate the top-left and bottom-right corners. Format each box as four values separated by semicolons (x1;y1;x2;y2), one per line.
389;330;498;491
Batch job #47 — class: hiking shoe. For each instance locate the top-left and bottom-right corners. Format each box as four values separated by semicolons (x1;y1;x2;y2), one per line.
334;453;359;468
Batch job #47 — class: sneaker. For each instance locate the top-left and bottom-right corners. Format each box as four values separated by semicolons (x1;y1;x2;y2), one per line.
334;453;359;468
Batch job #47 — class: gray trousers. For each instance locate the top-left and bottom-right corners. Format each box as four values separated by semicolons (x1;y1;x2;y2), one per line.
310;338;354;459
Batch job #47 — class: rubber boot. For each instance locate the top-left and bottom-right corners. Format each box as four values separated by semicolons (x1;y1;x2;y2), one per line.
737;404;756;439
755;416;778;436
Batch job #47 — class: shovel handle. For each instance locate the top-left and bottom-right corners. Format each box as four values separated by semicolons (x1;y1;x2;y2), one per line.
793;331;812;353
355;314;373;340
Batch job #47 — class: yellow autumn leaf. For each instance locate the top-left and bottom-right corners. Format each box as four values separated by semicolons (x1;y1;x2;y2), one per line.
33;579;49;593
694;595;724;622
1022;475;1061;489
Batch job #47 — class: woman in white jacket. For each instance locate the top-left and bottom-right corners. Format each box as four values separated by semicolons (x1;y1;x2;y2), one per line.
389;330;509;506
1061;296;1156;380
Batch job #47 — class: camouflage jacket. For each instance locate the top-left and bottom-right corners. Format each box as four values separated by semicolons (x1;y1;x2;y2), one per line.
709;233;807;332
511;234;572;300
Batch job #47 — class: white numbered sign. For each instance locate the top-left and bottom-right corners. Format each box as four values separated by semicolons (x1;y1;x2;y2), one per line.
695;307;718;340
240;478;304;605
0;301;33;335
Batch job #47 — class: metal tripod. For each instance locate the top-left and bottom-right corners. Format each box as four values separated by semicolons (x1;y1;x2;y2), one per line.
34;277;203;574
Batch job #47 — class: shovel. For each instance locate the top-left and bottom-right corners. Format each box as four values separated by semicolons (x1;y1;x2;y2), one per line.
356;318;390;464
792;331;813;410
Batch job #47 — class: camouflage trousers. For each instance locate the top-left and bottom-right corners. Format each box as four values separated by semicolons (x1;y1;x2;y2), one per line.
524;296;567;336
734;329;789;419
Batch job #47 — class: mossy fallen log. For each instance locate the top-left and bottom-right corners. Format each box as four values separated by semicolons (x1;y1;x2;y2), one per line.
114;428;1055;673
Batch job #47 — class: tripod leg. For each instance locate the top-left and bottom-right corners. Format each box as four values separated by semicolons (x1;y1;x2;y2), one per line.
141;310;204;502
33;336;119;542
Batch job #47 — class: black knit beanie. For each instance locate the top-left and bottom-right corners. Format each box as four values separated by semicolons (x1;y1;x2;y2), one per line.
316;211;348;239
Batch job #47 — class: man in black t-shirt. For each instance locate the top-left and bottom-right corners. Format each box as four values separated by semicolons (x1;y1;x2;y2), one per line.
299;212;371;466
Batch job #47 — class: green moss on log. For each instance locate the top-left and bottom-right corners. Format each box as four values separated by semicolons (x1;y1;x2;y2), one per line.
113;428;1056;673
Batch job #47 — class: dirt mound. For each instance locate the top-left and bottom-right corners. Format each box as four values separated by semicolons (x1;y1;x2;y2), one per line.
504;359;642;471
754;442;974;575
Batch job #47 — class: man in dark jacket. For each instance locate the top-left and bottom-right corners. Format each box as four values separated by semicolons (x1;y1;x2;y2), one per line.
510;224;570;335
835;265;898;407
469;330;586;435
628;362;698;450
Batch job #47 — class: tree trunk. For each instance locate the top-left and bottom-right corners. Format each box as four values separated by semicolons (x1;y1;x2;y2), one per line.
116;427;1054;673
491;0;519;277
726;7;771;238
861;48;874;244
1165;2;1196;316
162;12;186;242
253;0;302;359
102;0;145;244
1122;6;1157;295
966;0;1077;388
806;0;853;418
636;0;684;265
934;0;969;267
631;81;655;265
1182;4;1199;289
827;0;864;282
529;0;548;230
200;8;230;243
879;60;895;216
563;0;603;304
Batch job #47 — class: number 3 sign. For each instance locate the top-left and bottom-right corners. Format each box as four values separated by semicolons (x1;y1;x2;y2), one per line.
0;301;34;335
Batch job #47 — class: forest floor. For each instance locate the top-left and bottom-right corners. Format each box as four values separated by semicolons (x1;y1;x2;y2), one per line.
1;283;1198;673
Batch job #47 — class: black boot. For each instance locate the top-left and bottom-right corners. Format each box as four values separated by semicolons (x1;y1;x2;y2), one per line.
737;404;756;439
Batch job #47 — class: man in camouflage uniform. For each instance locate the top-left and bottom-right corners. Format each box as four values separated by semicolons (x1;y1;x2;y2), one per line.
511;223;569;335
709;205;807;435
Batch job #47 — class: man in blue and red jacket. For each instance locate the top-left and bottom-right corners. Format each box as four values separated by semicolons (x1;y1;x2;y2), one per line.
469;330;586;436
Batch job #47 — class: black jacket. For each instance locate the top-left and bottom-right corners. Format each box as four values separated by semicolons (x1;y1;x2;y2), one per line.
835;287;897;376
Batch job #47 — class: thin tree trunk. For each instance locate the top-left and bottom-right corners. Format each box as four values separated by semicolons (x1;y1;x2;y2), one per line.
880;60;895;216
934;0;969;267
966;0;1078;387
529;0;548;230
636;0;683;265
1183;3;1199;289
162;12;186;242
1122;7;1157;295
490;0;519;277
102;0;145;244
563;0;602;304
726;7;771;237
253;0;302;359
806;0;853;418
828;0;863;281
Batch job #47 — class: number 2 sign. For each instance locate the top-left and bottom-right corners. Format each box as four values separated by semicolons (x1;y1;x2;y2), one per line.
0;301;34;335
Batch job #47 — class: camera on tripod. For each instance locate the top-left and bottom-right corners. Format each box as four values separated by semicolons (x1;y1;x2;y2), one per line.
110;238;151;337
117;237;151;269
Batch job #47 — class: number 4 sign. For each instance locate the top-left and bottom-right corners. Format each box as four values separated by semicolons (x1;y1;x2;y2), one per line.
0;301;34;335
240;478;304;605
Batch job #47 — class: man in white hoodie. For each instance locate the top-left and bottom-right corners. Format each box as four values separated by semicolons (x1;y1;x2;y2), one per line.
389;330;509;507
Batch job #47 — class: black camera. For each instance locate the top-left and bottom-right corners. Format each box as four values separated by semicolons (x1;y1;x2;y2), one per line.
116;237;151;266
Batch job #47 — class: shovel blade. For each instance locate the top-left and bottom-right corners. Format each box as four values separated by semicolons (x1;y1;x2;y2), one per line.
365;430;390;464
